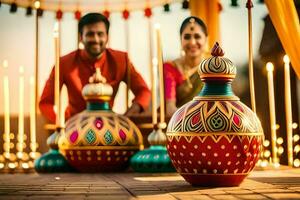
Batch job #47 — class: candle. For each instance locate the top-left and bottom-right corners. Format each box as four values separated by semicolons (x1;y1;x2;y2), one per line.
152;58;158;125
17;66;25;158
283;55;293;166
29;76;37;151
246;0;256;113
34;0;40;9
125;19;130;110
155;24;166;126
2;60;10;158
54;22;61;127
266;62;278;164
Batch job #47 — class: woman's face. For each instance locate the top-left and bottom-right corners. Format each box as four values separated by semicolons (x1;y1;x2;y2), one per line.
181;23;207;59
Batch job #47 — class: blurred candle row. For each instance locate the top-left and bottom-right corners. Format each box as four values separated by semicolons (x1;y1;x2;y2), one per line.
1;60;39;168
265;55;299;167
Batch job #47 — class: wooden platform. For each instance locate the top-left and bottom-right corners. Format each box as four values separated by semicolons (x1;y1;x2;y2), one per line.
1;167;300;199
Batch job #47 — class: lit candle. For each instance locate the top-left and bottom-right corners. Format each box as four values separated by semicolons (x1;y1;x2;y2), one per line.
2;60;10;158
29;76;37;152
283;55;293;166
152;58;158;125
266;62;278;164
34;0;40;9
17;66;25;158
155;24;166;126
54;22;61;127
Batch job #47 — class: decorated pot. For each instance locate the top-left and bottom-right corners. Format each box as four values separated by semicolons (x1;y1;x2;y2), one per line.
166;43;264;186
59;68;143;172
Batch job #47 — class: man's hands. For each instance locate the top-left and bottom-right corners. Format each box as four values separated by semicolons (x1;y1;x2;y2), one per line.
125;102;142;116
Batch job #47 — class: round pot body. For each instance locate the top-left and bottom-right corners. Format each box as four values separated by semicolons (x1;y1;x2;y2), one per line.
59;110;143;172
167;98;263;186
60;146;139;172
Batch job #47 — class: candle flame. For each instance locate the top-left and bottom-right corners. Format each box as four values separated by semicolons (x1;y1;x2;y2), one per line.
274;162;280;168
19;66;24;74
30;76;34;85
277;137;284;145
53;22;59;38
283;55;290;63
8;163;16;169
294;134;300;142
266;62;274;72
154;23;161;30
3;60;8;68
34;0;40;9
22;162;29;169
292;122;298;129
294;159;300;167
152;58;158;66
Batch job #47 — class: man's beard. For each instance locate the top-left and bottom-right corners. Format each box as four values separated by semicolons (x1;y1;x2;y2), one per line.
85;42;105;58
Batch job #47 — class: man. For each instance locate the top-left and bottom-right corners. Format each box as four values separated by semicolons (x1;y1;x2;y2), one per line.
39;13;151;123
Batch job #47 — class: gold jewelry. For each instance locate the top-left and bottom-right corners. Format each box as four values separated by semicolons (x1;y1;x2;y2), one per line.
183;64;198;89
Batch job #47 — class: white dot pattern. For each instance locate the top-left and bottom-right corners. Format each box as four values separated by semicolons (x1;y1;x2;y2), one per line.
167;133;262;176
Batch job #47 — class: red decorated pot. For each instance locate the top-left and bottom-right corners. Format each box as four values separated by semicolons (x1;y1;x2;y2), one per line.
166;43;264;186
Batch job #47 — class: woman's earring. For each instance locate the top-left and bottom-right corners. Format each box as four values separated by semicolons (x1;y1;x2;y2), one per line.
180;49;186;57
78;41;84;49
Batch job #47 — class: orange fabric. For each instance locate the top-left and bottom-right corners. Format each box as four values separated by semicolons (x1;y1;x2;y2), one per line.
189;0;220;50
265;0;300;78
39;48;151;123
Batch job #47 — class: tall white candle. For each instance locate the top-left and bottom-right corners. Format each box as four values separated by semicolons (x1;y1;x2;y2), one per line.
17;66;25;156
155;24;165;125
29;76;36;151
152;58;158;125
266;62;278;164
283;55;293;166
54;22;61;127
3;60;10;157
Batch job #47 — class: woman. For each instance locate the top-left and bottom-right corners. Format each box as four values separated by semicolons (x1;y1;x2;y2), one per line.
164;16;208;116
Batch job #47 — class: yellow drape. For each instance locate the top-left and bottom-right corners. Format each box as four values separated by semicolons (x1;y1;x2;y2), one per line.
265;0;300;78
189;0;220;50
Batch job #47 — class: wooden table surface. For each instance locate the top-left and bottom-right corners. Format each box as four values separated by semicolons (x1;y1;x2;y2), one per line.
1;167;300;199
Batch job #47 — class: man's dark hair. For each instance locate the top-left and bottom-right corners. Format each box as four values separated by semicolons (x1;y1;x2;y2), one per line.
78;13;110;35
180;16;208;36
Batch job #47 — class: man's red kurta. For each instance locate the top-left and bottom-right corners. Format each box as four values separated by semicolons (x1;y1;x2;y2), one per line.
39;48;151;123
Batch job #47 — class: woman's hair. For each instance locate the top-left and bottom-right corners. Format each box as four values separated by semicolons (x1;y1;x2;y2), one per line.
78;13;110;35
179;16;208;36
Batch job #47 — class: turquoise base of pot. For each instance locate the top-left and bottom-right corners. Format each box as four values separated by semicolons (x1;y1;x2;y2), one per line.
130;145;175;173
